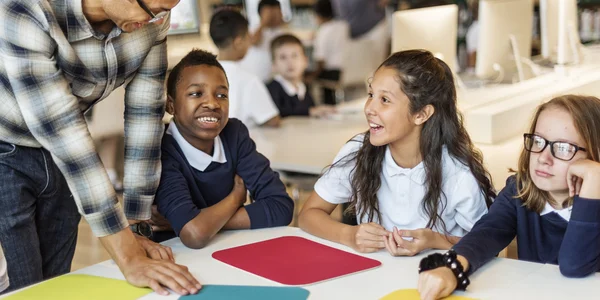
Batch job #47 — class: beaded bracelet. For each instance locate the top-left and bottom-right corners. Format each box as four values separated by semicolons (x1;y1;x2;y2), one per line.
418;249;470;290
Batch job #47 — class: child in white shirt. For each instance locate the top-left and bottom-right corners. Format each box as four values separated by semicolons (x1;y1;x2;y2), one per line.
209;8;281;127
310;0;349;105
299;50;496;256
267;34;336;118
239;0;286;82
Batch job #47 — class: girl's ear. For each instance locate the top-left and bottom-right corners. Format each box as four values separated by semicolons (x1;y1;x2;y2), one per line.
413;104;435;126
166;95;175;115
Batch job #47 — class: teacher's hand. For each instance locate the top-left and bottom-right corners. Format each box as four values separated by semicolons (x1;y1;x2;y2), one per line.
134;234;174;262
121;252;201;296
100;228;201;296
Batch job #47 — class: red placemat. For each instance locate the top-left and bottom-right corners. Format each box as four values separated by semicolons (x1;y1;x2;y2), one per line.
212;236;381;285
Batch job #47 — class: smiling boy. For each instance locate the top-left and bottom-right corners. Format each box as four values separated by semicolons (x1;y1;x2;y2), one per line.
155;50;293;249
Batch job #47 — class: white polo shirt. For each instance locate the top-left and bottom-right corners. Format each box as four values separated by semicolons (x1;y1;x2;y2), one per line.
314;135;488;236
466;20;479;54
0;242;9;293
239;25;285;82
219;60;280;128
166;120;227;171
313;20;350;70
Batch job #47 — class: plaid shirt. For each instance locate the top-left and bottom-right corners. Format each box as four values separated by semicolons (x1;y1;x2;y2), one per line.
0;0;169;237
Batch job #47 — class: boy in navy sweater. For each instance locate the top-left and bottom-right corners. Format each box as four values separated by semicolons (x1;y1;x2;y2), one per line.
417;95;600;300
155;49;293;249
266;34;336;118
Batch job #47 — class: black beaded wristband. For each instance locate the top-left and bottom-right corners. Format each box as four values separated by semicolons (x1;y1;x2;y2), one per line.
418;249;470;291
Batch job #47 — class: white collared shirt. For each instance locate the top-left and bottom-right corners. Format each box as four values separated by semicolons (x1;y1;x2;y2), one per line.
166;120;227;172
219;60;280;128
239;25;285;82
314;135;488;236
0;241;8;293
273;75;307;100
313;20;350;70
540;202;572;221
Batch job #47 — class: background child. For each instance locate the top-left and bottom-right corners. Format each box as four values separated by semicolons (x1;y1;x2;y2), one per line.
267;34;336;118
155;49;293;249
209;9;281;128
466;0;479;68
239;0;286;82
418;95;600;300
310;0;349;105
298;50;496;256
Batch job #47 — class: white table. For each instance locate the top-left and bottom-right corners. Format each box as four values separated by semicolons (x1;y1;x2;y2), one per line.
8;227;597;300
250;109;367;175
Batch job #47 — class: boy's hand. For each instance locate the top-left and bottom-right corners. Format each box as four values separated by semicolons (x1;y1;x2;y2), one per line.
149;205;173;232
232;175;247;205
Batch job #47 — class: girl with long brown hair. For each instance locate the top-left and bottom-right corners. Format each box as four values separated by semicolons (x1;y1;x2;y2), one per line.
418;95;600;300
298;50;495;256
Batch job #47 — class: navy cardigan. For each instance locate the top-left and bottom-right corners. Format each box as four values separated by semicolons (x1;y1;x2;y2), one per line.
155;118;294;236
266;80;315;117
453;176;600;277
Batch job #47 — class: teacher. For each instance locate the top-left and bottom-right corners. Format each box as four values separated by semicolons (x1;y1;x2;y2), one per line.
0;0;199;296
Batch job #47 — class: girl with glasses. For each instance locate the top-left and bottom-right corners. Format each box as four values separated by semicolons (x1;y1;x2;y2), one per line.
417;95;600;300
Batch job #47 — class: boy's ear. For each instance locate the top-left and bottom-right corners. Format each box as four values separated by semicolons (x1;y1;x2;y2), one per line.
413;104;435;126
302;51;309;68
232;35;244;51
166;95;175;115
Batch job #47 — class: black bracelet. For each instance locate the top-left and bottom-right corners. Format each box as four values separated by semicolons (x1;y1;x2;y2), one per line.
418;249;470;291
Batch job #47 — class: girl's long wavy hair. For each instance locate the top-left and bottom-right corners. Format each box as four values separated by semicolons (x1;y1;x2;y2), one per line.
328;50;496;233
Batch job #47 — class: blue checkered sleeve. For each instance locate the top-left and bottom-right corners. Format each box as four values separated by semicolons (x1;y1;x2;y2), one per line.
0;1;170;236
122;14;170;221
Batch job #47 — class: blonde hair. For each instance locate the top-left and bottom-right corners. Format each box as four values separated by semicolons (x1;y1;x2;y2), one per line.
515;95;600;212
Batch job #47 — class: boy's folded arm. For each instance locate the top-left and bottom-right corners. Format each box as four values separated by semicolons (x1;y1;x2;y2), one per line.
223;207;251;230
243;194;294;228
234;122;294;228
179;193;244;249
157;161;243;249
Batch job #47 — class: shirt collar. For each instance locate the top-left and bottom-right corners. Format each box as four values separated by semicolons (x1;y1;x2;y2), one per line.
540;202;572;221
274;74;307;100
383;146;426;184
65;0;121;42
167;120;227;171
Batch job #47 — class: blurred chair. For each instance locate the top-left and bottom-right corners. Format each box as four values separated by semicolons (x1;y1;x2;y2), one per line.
313;36;379;104
278;172;319;227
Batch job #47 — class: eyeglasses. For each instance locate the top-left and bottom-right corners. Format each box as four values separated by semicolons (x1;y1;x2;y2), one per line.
136;0;168;23
523;133;586;161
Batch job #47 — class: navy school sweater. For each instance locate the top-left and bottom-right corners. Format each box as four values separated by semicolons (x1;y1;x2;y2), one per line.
266;80;315;117
155;118;294;236
453;176;600;277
